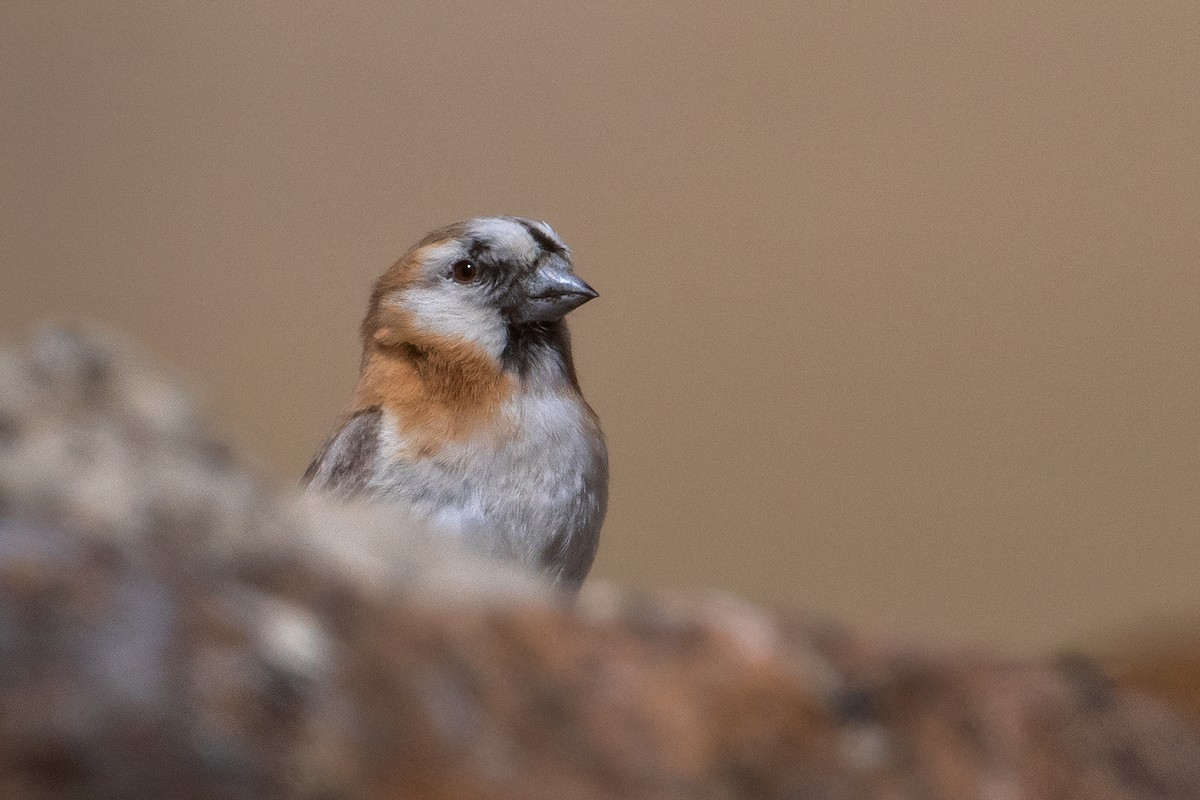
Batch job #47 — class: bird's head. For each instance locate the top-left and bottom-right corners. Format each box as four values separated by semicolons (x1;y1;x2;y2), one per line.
363;217;596;367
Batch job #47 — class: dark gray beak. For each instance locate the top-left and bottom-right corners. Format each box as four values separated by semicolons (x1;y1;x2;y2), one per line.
512;261;598;323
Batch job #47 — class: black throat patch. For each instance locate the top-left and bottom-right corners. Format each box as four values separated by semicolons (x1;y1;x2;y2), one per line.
501;321;578;388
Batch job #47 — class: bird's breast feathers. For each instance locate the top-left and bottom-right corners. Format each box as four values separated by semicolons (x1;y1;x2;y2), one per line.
306;383;606;582
375;388;606;533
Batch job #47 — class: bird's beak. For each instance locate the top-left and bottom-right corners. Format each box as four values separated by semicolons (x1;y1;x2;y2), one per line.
512;260;598;324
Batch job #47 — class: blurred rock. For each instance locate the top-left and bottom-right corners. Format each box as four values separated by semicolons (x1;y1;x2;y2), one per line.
1;323;1199;799
1098;620;1200;725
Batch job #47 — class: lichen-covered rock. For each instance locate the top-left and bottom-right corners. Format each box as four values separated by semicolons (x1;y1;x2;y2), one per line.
1;324;1198;799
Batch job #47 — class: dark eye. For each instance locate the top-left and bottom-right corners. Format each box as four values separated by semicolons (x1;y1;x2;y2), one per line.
451;259;478;283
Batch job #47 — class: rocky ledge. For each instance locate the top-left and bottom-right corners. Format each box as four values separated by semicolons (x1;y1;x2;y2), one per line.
1;324;1198;799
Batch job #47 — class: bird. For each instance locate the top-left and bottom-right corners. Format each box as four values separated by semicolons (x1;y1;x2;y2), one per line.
303;216;608;590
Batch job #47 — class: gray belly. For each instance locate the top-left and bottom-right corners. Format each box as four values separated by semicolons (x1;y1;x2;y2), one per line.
374;399;607;588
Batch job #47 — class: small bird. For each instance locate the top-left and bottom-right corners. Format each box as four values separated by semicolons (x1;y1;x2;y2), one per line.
304;217;608;590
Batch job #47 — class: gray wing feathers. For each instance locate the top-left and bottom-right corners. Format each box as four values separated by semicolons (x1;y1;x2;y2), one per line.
301;406;384;496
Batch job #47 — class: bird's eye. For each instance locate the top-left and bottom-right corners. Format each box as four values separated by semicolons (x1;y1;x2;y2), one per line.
451;260;478;284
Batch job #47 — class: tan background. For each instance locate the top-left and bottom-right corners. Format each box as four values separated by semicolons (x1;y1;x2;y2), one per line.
2;2;1197;654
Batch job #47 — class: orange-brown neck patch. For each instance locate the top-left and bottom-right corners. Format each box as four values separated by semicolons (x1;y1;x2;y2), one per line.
353;321;514;456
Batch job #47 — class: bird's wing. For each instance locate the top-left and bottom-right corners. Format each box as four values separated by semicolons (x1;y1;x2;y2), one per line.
301;406;384;496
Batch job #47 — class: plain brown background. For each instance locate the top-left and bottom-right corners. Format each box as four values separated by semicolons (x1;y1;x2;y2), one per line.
2;2;1197;654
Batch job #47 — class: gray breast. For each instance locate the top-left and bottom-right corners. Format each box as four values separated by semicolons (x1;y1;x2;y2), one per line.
371;393;607;589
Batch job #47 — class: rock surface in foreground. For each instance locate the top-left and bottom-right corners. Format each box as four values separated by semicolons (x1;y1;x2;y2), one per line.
0;324;1198;800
